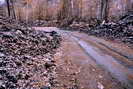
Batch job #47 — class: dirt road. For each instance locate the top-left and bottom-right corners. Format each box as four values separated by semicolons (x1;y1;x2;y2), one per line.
34;27;133;89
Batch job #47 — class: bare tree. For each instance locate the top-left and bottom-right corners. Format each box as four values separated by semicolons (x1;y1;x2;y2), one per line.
100;0;109;21
58;0;72;20
72;0;82;19
57;0;74;26
6;0;16;18
10;0;16;19
6;0;10;17
126;0;133;12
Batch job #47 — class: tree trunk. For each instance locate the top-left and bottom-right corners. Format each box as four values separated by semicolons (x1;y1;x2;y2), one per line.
100;0;109;21
10;0;16;19
126;0;133;12
72;0;83;19
58;0;72;20
6;0;11;17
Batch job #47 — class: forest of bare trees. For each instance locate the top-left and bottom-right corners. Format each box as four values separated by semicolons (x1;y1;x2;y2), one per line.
2;0;132;22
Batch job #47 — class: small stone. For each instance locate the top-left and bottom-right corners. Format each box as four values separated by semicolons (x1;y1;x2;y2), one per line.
40;86;50;89
0;52;5;57
0;70;7;75
92;69;95;72
15;61;22;67
97;82;104;89
0;85;5;89
24;74;30;80
44;62;56;69
6;75;17;83
0;61;7;67
15;30;22;34
98;75;103;79
0;80;3;86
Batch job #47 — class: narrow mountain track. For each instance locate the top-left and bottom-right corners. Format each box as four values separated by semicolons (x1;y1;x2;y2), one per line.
34;27;133;89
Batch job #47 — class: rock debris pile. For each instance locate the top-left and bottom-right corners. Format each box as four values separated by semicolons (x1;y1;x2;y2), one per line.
61;12;133;47
0;17;61;89
87;13;133;47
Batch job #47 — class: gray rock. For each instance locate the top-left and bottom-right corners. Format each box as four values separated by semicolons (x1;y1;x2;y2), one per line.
0;52;5;57
40;86;50;89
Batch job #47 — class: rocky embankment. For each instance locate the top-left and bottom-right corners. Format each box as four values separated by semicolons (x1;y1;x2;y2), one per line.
65;12;133;48
87;13;133;48
0;17;61;89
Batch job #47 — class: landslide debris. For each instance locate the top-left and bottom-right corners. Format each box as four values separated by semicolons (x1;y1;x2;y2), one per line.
64;12;133;48
0;17;62;89
87;13;133;47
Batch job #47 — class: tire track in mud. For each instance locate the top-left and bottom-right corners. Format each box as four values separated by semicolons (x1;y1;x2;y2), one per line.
70;34;133;89
34;27;133;89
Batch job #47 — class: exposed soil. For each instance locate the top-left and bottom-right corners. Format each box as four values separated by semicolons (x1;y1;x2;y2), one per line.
35;27;133;89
